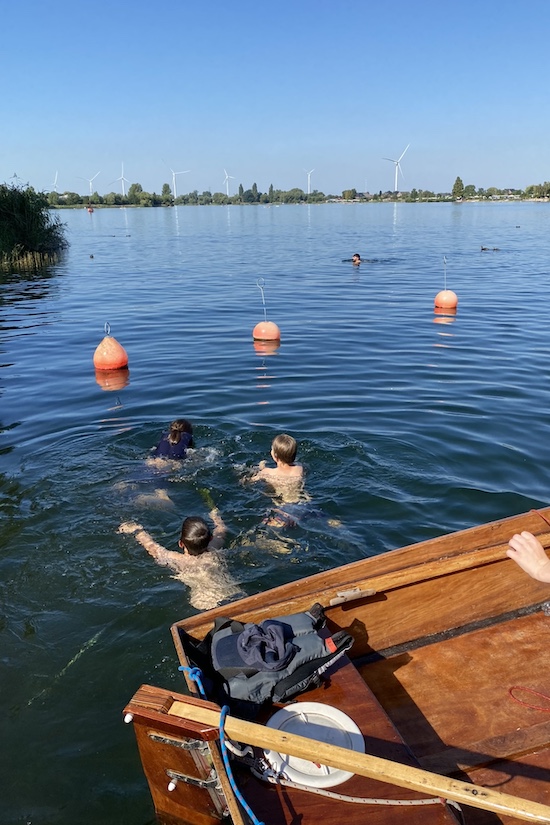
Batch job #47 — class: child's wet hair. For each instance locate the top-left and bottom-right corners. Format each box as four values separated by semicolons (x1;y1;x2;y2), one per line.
271;433;297;464
180;516;212;555
168;419;193;446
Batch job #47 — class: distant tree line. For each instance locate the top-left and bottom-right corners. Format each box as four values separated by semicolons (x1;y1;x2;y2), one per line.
446;176;547;202
46;181;328;208
26;176;550;209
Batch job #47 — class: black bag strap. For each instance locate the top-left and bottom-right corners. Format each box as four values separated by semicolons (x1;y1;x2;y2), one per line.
195;617;244;658
272;631;354;703
307;602;326;630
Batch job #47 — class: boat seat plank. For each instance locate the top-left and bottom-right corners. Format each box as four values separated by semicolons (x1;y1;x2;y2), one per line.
419;719;550;773
462;748;550;824
361;610;550;778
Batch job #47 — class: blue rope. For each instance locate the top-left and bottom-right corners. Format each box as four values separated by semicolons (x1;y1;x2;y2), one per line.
178;665;207;699
219;705;264;825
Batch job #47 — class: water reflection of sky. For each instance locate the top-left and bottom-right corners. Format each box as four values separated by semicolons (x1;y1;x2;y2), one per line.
2;203;550;824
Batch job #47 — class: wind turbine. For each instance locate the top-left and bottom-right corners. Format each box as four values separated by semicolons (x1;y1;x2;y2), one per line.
383;145;409;192
78;171;101;196
170;167;190;200
110;162;130;198
304;168;315;195
10;172;23;186
223;169;235;197
52;171;59;192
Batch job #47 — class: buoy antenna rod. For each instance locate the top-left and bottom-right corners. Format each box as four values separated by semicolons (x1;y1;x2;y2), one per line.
104;321;111;336
443;256;447;291
256;278;268;322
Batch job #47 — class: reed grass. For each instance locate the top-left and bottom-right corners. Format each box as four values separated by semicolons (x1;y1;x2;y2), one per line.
0;184;68;272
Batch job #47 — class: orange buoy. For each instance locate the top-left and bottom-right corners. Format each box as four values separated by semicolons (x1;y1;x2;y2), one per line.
253;339;280;356
434;290;458;310
95;367;130;391
93;324;129;370
253;320;281;341
253;279;280;342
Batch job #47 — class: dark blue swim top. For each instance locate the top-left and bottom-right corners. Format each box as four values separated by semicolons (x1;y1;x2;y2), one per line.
153;431;192;459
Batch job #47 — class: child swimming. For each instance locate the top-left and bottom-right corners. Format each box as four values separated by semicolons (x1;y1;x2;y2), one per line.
143;418;194;480
247;433;342;532
118;507;242;610
152;419;194;460
250;433;303;496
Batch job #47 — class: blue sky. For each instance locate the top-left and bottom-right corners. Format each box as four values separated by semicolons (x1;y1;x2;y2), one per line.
2;0;549;196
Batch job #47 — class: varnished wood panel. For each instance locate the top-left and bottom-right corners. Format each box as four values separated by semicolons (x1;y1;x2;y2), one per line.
464;748;550;825
125;687;229;825
360;610;550;824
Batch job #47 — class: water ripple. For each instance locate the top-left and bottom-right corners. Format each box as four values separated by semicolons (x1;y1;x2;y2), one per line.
2;202;550;823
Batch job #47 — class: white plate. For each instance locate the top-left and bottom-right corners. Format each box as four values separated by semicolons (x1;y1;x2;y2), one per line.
264;701;365;788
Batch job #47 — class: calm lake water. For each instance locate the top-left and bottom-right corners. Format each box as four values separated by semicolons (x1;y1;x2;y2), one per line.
2;202;550;824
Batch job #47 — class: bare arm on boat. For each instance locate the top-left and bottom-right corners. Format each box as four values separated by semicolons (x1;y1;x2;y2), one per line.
507;531;550;582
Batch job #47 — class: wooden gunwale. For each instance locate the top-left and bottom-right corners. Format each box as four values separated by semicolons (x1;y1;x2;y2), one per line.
172;508;550;656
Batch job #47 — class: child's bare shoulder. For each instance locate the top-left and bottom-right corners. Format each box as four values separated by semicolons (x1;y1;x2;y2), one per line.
278;463;303;480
